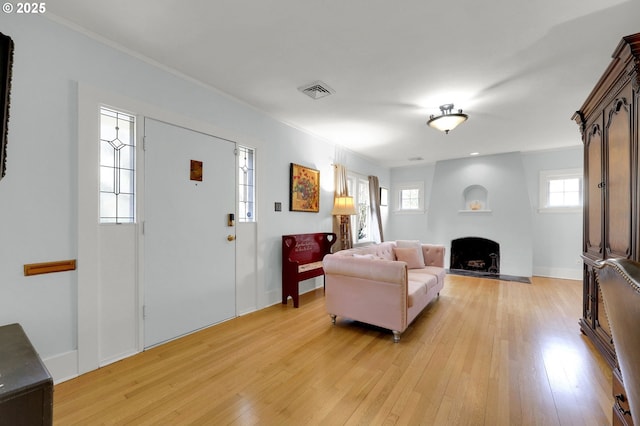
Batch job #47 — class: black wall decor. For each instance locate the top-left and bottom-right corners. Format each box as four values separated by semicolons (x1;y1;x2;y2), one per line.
0;32;14;181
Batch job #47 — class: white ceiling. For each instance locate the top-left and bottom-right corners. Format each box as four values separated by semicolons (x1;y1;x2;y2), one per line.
46;0;639;167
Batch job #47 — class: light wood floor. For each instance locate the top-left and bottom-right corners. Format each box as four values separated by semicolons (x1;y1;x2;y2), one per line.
54;275;613;425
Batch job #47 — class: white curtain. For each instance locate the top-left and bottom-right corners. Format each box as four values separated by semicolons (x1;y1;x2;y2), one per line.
368;175;384;242
333;163;353;250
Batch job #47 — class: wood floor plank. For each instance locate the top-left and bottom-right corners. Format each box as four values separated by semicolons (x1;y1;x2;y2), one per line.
53;275;613;425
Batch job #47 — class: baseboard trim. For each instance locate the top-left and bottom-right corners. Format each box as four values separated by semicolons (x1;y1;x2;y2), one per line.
533;267;581;281
43;350;78;384
99;349;139;368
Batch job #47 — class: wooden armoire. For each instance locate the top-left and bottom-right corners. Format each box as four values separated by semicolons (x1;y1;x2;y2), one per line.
573;32;640;426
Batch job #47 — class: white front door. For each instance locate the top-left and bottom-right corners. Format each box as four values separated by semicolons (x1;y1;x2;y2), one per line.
143;118;236;348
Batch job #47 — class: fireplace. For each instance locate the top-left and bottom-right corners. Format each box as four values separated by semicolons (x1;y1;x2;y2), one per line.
450;237;500;275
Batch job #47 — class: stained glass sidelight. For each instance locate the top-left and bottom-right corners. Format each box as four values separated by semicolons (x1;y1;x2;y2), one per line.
238;146;255;222
99;107;136;223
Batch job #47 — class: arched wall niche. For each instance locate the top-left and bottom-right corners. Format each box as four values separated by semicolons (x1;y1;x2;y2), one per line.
462;184;490;211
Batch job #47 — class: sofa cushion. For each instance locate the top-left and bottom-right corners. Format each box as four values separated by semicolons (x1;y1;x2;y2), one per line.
394;247;426;269
409;266;446;285
396;240;425;265
407;280;427;308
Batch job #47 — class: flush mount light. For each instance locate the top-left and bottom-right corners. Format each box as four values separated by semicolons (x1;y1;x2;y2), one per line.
427;104;468;134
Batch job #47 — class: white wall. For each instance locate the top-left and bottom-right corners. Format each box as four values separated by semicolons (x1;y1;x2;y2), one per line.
386;164;436;241
427;152;534;277
521;147;583;279
0;15;389;381
388;147;583;279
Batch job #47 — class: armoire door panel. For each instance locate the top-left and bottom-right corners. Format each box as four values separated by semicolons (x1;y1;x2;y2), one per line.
605;94;632;259
586;123;603;257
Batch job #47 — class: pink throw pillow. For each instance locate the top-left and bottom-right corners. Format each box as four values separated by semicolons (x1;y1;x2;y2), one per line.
393;247;426;269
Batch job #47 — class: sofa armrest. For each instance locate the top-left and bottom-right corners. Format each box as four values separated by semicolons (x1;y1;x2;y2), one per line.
323;255;407;284
323;257;409;333
421;244;445;268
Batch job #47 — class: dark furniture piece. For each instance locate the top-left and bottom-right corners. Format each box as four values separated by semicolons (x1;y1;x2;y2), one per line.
0;32;14;182
596;259;640;426
573;32;640;426
0;323;53;425
282;232;336;308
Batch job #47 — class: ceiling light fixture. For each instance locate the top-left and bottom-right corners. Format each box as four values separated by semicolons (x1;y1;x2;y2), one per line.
427;104;468;134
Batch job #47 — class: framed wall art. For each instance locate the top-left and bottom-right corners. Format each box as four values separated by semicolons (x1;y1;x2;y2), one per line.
289;163;320;212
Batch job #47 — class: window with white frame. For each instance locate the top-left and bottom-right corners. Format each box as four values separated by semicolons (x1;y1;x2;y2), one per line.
347;173;372;244
539;168;582;212
238;146;255;222
99;107;136;223
395;181;425;213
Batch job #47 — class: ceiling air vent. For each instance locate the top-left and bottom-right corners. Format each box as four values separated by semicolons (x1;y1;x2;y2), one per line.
298;80;335;100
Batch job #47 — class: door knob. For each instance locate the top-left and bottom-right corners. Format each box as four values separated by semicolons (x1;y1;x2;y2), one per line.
227;235;236;241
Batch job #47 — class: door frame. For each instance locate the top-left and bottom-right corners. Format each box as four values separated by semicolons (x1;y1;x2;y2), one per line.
77;83;257;377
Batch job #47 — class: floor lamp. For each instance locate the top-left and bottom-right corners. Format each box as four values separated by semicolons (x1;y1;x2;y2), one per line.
332;196;357;250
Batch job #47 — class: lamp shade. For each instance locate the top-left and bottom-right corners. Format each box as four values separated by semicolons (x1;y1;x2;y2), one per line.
331;196;357;215
427;114;468;133
427;104;468;134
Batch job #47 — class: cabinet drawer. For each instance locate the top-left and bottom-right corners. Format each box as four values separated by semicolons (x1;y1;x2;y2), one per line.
613;369;634;426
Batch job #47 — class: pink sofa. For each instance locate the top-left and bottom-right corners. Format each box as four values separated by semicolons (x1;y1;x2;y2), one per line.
322;241;446;342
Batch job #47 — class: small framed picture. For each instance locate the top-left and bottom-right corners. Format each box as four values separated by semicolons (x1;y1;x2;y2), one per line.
190;160;203;181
